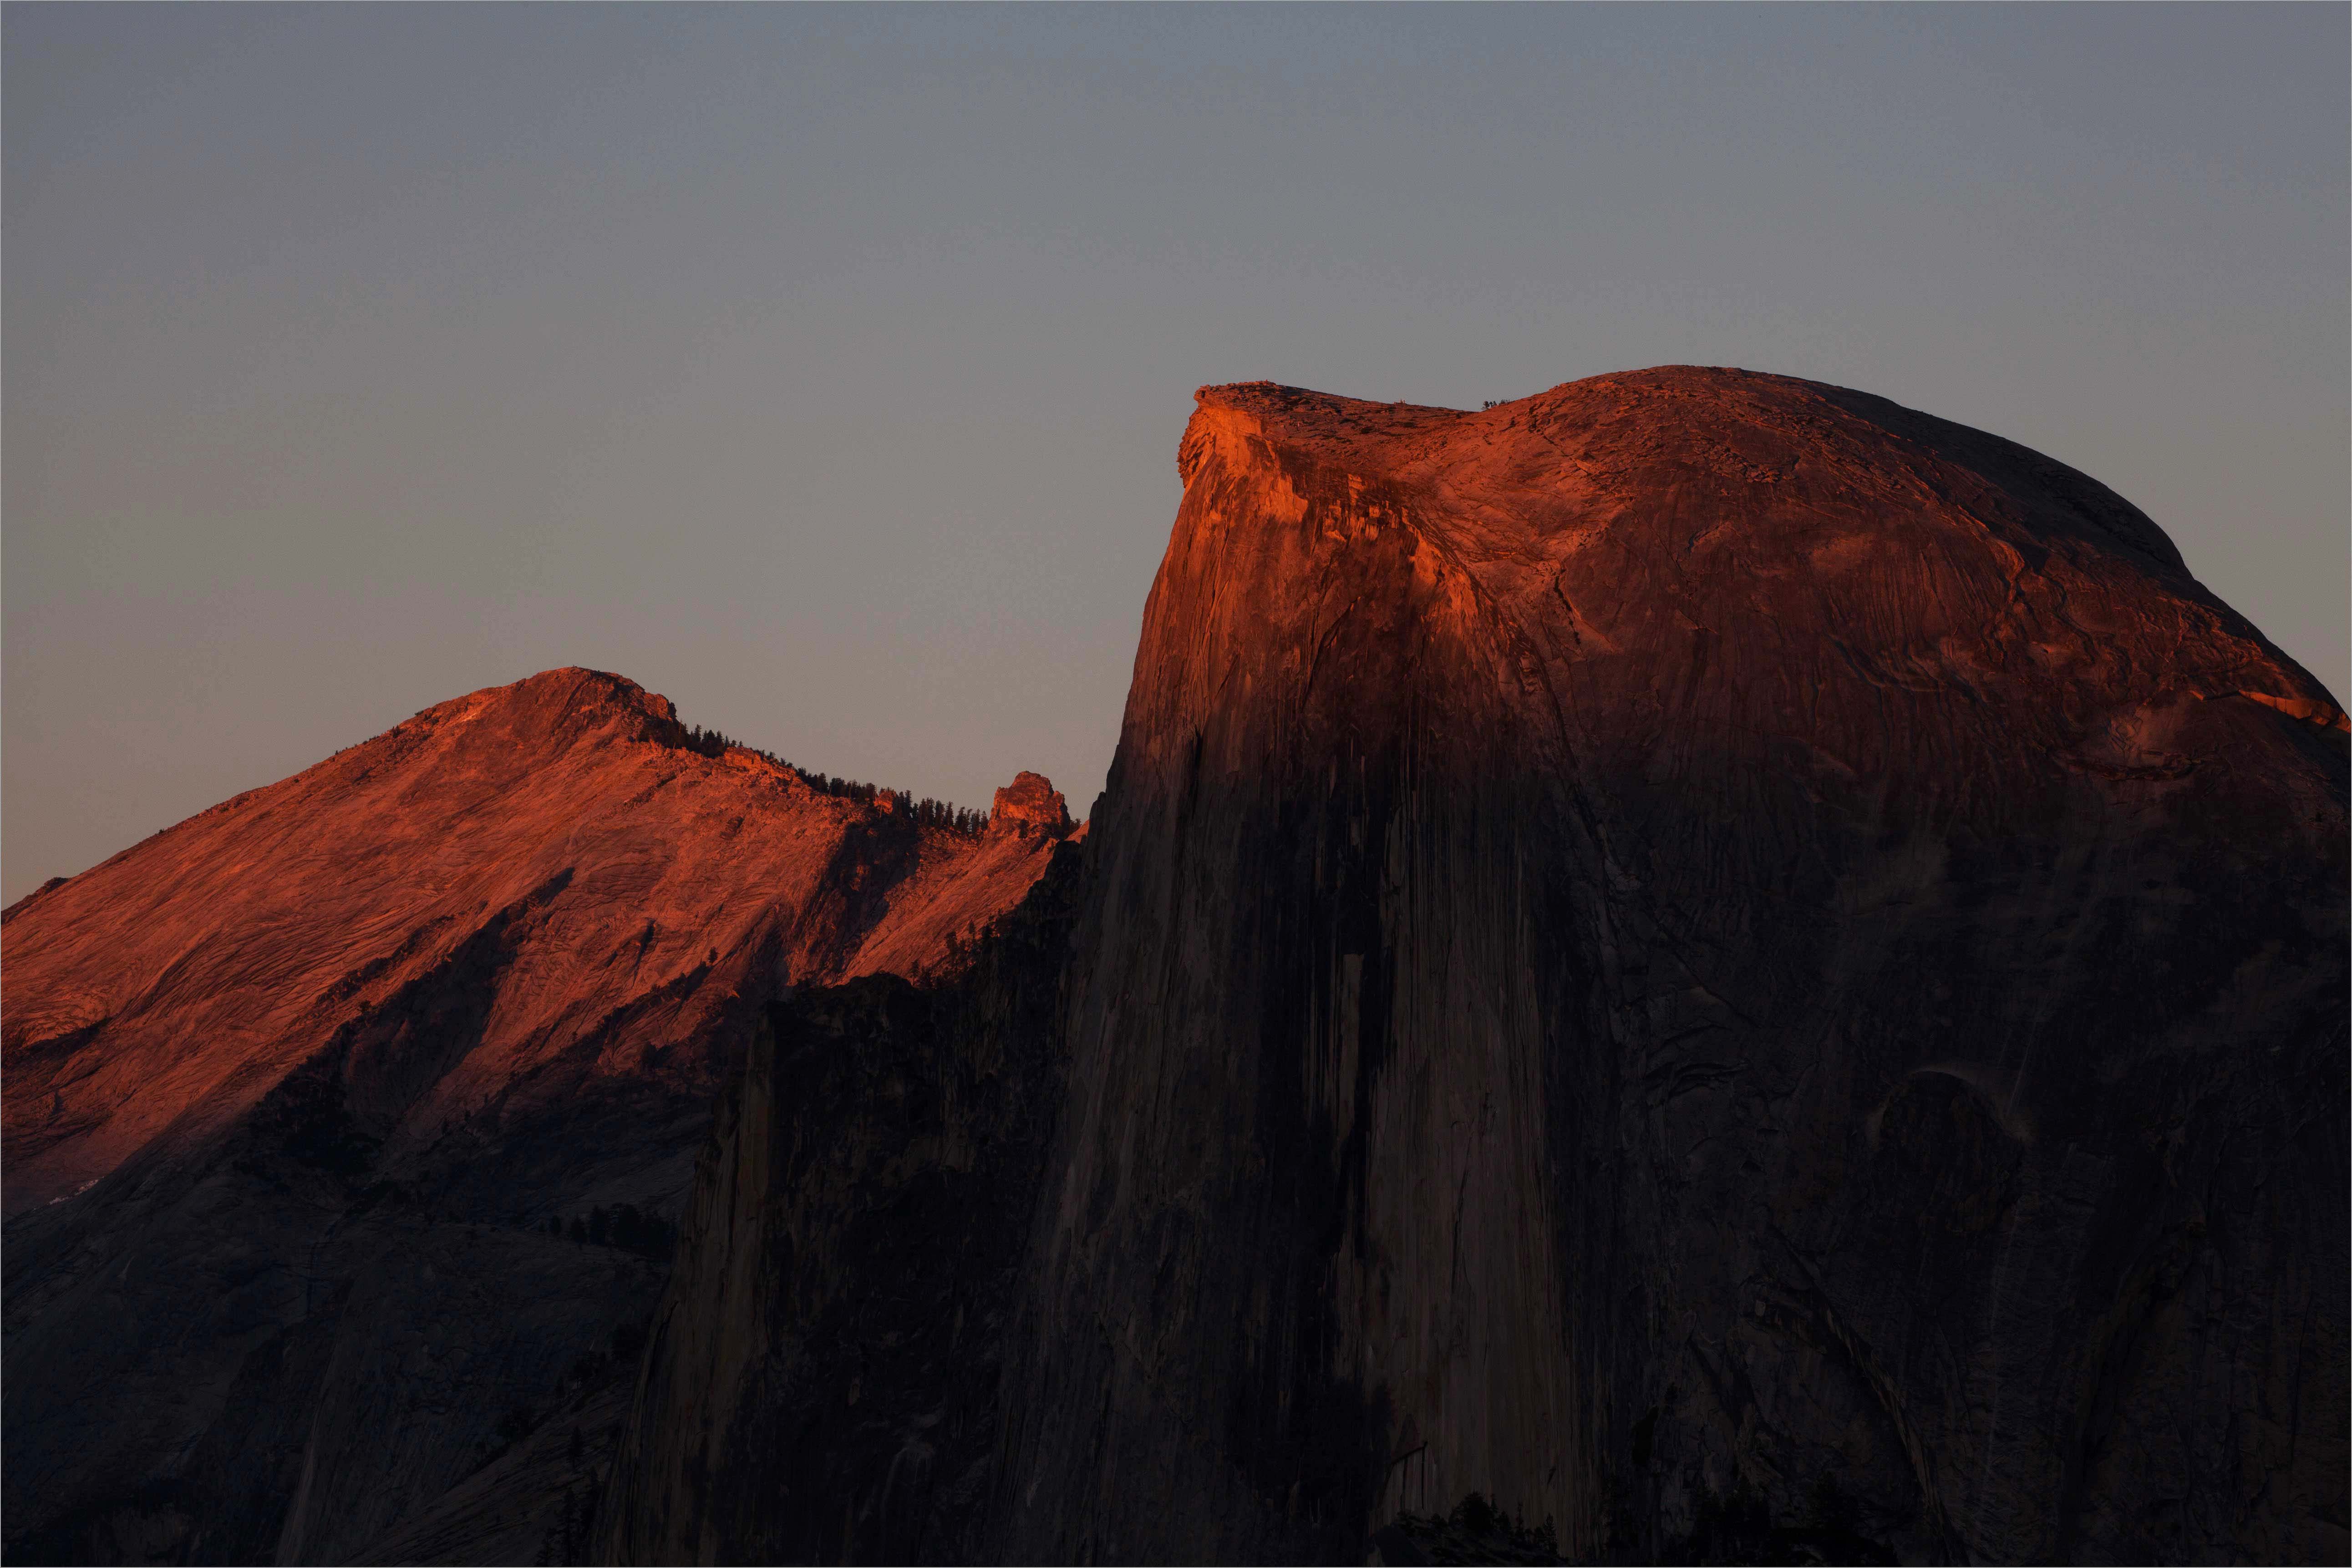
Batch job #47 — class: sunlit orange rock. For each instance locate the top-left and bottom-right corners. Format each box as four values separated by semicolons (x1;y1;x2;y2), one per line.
11;364;2346;1567
985;370;2347;1564
0;666;1070;1562
990;770;1077;836
602;370;2345;1566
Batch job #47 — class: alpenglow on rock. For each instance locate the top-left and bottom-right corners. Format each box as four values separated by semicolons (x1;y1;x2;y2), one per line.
9;367;2344;1568
599;370;2345;1566
974;369;2342;1563
0;668;1074;1564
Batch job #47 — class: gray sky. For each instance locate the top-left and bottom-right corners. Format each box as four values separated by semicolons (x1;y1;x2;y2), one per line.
6;4;2346;903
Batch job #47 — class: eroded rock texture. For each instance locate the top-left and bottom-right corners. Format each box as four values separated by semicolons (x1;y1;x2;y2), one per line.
1;668;1069;1563
985;370;2346;1563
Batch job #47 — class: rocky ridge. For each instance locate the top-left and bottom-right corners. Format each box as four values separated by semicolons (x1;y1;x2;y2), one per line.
1;667;1074;1563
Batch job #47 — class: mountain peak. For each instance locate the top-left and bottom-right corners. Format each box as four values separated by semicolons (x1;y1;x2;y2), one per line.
395;665;682;750
1171;367;2336;736
990;367;2350;1563
0;666;1065;1218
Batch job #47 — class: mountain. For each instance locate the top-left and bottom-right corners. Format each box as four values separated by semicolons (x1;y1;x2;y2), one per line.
10;366;2344;1567
605;369;2346;1565
0;667;1074;1563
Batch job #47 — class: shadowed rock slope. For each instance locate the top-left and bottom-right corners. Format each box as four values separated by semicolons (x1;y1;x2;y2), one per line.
986;369;2346;1564
599;839;1084;1566
1;668;1073;1564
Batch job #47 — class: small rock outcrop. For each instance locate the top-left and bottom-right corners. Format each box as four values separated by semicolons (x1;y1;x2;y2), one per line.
989;771;1076;838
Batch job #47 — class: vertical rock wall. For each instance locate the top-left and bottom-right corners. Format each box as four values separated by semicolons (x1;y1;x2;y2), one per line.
985;372;2347;1564
987;397;1618;1562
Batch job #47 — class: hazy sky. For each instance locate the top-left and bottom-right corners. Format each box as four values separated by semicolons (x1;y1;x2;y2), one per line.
7;5;2346;903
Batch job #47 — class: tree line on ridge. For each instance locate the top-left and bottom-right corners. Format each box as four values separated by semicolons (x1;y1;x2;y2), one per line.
669;720;989;836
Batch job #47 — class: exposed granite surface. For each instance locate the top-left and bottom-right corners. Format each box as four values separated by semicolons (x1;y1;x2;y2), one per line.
1;669;1068;1563
980;371;2346;1563
10;366;2344;1566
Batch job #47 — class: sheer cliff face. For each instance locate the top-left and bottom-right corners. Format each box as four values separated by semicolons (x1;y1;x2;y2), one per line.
0;667;1068;1563
996;371;2347;1563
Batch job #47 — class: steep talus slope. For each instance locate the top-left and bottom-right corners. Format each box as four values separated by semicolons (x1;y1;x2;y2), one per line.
0;668;1071;1563
982;369;2346;1563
